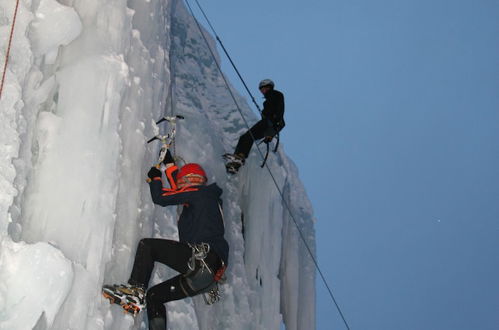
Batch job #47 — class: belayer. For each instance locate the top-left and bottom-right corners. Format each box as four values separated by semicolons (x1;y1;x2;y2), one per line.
103;150;229;330
224;79;285;173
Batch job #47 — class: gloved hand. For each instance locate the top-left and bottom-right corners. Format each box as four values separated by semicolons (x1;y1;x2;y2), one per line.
147;167;162;180
263;136;273;144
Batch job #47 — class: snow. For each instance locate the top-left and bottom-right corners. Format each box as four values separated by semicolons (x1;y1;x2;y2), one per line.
0;238;73;330
29;0;82;61
0;0;315;329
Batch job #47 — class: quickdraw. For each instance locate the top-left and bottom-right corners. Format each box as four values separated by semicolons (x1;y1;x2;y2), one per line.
181;243;226;305
187;243;211;273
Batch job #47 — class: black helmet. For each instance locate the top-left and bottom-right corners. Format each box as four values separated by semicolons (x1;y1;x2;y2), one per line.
258;79;274;89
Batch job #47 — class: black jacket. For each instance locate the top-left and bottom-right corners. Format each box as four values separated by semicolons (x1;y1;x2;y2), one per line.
262;89;285;130
148;166;229;264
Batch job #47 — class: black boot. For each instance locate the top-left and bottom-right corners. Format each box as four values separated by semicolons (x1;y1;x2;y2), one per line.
223;153;245;174
102;283;145;315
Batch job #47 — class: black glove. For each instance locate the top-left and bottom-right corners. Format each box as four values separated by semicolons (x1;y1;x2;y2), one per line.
147;167;162;180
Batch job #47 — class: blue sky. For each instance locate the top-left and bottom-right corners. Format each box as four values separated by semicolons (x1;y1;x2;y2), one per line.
187;1;499;329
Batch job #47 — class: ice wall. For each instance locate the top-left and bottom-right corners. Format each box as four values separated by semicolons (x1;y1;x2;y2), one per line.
0;1;79;328
0;0;315;329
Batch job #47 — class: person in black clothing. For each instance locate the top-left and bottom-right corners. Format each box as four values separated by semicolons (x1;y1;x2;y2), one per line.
103;150;229;330
225;79;285;173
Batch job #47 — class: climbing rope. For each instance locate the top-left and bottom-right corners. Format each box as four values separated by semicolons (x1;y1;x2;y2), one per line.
0;0;21;100
183;1;351;329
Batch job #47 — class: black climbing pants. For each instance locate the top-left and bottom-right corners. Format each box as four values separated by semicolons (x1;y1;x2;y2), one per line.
128;238;222;330
235;119;277;159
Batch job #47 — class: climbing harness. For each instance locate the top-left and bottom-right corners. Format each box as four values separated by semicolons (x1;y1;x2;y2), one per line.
147;115;184;167
180;242;226;305
184;1;351;328
0;0;21;100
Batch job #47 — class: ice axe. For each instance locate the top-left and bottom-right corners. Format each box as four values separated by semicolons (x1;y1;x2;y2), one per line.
147;115;184;168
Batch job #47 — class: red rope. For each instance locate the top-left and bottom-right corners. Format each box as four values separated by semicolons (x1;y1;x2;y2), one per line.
0;0;21;100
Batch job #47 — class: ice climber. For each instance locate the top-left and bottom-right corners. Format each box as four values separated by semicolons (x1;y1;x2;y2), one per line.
103;150;229;330
224;78;285;173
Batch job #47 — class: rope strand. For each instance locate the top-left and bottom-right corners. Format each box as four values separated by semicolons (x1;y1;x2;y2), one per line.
0;0;21;100
183;1;351;329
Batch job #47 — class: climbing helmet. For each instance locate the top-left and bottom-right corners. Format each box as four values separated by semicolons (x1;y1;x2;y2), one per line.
258;79;274;89
176;163;207;188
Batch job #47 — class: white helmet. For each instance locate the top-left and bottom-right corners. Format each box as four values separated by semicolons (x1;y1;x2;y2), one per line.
258;79;274;89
